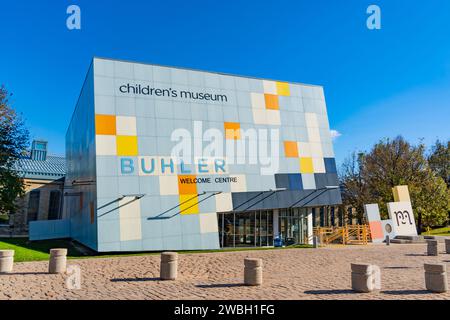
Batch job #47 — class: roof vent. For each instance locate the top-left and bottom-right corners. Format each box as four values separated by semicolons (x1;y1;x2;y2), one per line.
31;140;48;161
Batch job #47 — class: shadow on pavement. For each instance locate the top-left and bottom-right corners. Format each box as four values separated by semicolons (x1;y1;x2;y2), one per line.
10;272;50;275
304;289;355;295
111;277;160;282
404;253;427;257
381;290;432;295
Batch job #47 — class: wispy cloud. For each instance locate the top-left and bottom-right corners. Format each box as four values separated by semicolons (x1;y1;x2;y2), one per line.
330;129;342;140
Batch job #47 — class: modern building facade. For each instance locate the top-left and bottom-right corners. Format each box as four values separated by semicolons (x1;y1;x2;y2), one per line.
6;140;65;235
59;57;342;252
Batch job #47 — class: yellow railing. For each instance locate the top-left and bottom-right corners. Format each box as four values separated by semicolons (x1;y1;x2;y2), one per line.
313;225;371;246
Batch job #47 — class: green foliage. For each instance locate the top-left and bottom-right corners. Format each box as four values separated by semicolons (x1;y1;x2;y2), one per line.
0;85;29;214
428;140;450;187
340;136;450;229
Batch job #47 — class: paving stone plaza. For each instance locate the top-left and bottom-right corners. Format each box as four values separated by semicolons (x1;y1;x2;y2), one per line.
1;244;449;300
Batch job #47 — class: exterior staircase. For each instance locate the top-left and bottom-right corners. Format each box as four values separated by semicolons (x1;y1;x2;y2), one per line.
314;225;371;245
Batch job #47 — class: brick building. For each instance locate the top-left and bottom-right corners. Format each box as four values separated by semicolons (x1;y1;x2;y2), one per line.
6;140;66;235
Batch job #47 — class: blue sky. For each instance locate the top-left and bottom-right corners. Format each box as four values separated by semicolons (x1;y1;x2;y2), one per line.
1;0;449;164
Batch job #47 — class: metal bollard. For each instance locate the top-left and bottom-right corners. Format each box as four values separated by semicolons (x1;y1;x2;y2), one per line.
351;263;381;293
244;258;263;286
0;250;14;274
445;239;450;254
313;236;319;248
424;263;448;293
427;240;438;256
160;252;178;280
48;248;67;274
385;235;390;246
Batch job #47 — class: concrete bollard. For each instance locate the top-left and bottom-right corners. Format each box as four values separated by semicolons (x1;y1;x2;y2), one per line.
0;250;15;274
424;263;448;293
160;252;178;280
427;240;439;256
313;236;319;248
48;248;67;274
244;258;263;286
351;263;381;293
445;239;450;254
385;235;390;246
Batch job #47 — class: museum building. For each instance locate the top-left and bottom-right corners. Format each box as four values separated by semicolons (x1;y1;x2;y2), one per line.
30;57;342;252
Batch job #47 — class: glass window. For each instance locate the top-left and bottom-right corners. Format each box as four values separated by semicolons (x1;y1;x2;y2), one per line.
320;207;325;227
218;213;234;247
27;191;40;222
48;191;61;220
235;212;255;247
331;207;335;226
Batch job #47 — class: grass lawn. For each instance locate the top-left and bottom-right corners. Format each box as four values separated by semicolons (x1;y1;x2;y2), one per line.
0;237;313;262
421;226;450;236
0;238;85;262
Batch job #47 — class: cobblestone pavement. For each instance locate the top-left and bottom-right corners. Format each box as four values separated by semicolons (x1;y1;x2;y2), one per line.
1;244;449;300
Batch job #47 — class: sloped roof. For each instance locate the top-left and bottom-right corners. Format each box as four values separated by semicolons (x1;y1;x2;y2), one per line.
12;155;66;180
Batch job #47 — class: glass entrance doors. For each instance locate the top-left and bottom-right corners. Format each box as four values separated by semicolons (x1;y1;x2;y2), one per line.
218;210;273;248
278;208;308;245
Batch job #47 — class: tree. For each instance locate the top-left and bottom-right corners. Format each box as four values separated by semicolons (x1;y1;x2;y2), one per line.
339;152;372;221
428;139;450;187
363;136;428;220
340;136;450;230
0;85;29;215
413;170;449;228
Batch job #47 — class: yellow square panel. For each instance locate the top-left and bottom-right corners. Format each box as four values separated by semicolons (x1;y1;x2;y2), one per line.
117;136;138;156
276;82;290;96
179;194;199;215
300;157;314;174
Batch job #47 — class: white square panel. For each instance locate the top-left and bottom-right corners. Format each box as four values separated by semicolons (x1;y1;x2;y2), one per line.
266;110;281;125
313;158;326;173
251;92;265;109
263;80;277;94
252;109;267;125
305;112;319;127
297;142;312;157
215;192;233;212
310;142;323;157
159;175;179;195
307;126;321;143
322;143;335;158
199;213;219;234
116;116;137;136
119;197;142;241
96;135;116;156
302;173;316;190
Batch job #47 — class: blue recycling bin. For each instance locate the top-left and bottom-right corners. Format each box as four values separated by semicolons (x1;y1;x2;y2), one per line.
274;235;283;247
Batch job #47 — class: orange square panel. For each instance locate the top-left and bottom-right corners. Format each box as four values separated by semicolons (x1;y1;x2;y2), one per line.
178;175;198;195
284;141;299;158
95;114;116;135
224;122;241;140
369;221;384;240
264;94;279;110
